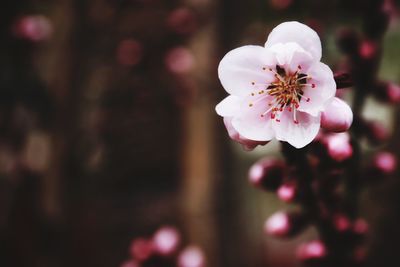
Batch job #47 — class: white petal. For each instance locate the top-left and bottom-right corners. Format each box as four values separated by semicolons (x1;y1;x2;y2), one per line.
321;97;353;132
218;45;276;97
231;96;275;141
297;62;336;116
268;42;314;73
265;21;322;62
215;95;241;117
273;111;321;148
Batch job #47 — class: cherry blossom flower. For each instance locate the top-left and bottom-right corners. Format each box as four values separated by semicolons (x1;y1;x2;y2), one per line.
216;21;353;148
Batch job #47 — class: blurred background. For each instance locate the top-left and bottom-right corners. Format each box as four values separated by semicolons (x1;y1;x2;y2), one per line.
0;0;400;266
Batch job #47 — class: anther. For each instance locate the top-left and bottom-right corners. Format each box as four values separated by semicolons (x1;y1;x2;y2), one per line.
312;84;316;88
249;103;253;107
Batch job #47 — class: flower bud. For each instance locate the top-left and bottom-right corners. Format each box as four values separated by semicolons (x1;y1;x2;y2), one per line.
386;82;400;103
223;117;268;151
373;152;397;175
359;40;378;59
248;158;285;190
297;240;327;262
333;214;352;232
13;15;53;42
178;246;205;267
264;211;306;238
353;218;369;237
277;182;297;202
120;260;140;267
153;226;181;256
165;47;195;74
166;8;198;35
324;133;353;162
130;238;154;262
269;0;293;10
321;97;353;133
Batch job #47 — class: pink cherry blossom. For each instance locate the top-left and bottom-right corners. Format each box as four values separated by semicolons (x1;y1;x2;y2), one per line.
216;21;353;148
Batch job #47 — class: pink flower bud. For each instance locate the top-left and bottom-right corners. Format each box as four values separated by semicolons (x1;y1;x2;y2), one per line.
386;83;400;103
178;246;205;267
264;211;306;238
120;260;140;267
297;240;327;262
373;152;397;174
165;47;195;74
248;158;285;190
333;214;352;232
269;0;293;10
223;117;268;150
277;182;297;202
13;15;53;42
153;226;181;256
116;39;142;66
130;238;154;262
166;8;198;35
359;40;378;59
324;133;353;162
321;97;353;133
353;218;369;236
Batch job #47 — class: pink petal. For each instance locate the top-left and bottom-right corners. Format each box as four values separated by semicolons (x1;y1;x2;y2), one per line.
297;62;336;116
218;45;276;97
321;97;353;132
231;96;275;141
215;95;241;117
265;21;322;61
268;42;314;73
272;110;321;148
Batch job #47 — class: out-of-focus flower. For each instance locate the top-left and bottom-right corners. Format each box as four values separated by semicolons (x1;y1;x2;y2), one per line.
265;211;306;237
216;21;352;148
321;97;353;132
373;152;397;174
269;0;293;10
333;214;352;232
130;238;154;262
324;132;353;162
385;82;400;103
165;47;195;74
153;226;181;256
116;39;143;66
13;15;53;42
297;240;327;261
359;40;378;59
167;7;198;35
120;260;140;267
248;158;285;190
223;117;268;151
178;246;205;267
277;182;297;202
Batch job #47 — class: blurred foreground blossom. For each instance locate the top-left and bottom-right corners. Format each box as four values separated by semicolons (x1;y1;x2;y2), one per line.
216;21;352;148
122;226;205;267
13;15;53;42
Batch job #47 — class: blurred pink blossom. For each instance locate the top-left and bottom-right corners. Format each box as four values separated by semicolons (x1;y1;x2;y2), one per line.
178;246;205;267
129;238;154;262
373;152;397;174
153;226;181;256
248;158;285;190
216;21;352;148
265;211;291;237
324;132;353;162
13;15;53;42
165;47;195;74
167;7;198;35
297;240;327;261
277;182;297;202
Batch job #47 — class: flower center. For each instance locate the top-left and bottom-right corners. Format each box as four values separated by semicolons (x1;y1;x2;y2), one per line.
249;65;316;124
